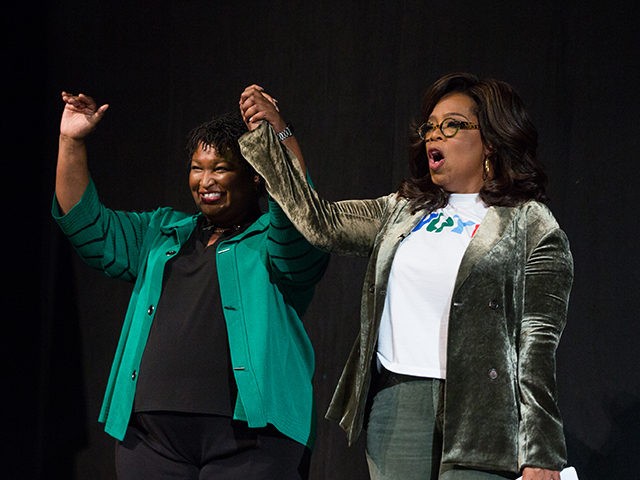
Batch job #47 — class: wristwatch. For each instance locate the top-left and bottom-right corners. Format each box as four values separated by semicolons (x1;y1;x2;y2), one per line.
276;124;294;142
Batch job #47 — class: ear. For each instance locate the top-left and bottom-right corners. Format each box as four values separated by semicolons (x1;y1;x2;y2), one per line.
483;144;495;158
253;175;263;192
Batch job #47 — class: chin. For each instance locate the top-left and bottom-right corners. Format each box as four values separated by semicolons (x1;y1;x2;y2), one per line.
200;205;222;217
430;177;445;189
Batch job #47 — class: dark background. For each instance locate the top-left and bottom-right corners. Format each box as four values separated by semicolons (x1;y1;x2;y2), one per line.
8;1;638;479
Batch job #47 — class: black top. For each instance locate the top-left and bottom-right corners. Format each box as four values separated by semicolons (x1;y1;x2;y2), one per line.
134;218;250;416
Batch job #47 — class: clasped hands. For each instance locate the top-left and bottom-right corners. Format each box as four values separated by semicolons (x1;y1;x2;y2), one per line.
239;84;287;134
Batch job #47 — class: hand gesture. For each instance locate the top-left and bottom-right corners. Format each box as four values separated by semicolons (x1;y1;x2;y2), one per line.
239;84;286;133
60;92;109;140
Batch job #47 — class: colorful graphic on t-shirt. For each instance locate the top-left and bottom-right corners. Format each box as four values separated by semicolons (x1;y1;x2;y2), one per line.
412;211;480;236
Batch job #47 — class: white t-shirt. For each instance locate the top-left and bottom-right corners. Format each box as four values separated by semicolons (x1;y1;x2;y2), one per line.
377;193;488;379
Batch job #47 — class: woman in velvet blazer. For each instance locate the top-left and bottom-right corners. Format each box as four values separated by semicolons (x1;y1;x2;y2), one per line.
238;74;573;480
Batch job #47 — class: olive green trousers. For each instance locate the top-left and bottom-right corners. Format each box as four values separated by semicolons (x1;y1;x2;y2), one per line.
365;371;516;480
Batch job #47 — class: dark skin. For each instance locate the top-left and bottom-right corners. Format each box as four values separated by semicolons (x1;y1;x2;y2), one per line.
55;91;265;247
189;141;261;246
56;92;109;214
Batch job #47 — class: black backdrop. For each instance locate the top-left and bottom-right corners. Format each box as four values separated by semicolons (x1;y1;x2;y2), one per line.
8;1;639;479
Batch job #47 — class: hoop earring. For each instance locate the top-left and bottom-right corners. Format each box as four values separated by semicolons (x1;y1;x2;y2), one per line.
483;157;491;181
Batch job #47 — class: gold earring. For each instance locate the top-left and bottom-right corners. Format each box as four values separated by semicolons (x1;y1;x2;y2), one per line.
483;157;491;181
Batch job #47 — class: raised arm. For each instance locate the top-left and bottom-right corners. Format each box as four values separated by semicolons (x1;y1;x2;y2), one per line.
239;84;306;173
56;92;109;214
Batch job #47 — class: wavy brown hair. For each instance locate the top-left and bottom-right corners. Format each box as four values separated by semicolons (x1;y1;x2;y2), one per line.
398;72;548;213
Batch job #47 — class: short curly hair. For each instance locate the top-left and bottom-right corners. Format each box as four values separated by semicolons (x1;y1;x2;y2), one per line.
186;111;248;164
185;111;265;196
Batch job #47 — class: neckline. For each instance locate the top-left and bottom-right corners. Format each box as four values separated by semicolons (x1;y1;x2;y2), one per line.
201;223;241;234
448;192;480;203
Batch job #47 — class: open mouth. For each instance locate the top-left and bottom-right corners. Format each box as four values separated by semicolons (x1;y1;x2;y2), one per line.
201;191;223;203
428;148;445;169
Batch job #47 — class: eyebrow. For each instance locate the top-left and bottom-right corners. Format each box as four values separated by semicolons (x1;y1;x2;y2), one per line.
428;112;472;121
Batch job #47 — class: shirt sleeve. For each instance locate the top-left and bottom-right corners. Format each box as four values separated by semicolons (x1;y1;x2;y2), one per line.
239;121;389;257
52;179;162;282
265;180;330;291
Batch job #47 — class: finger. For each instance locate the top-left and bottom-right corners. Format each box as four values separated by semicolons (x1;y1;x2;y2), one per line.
74;93;97;110
240;102;263;125
61;92;75;106
239;98;256;122
246;118;263;132
244;98;279;120
239;93;256;111
259;90;274;101
77;93;89;103
240;94;273;118
259;91;280;111
249;111;267;123
62;91;80;103
96;104;110;115
242;104;264;123
240;84;264;103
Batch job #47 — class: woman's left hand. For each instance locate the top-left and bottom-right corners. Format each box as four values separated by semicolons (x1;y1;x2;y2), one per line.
521;467;561;480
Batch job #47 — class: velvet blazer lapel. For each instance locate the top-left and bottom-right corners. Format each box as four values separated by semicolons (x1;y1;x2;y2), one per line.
454;206;516;295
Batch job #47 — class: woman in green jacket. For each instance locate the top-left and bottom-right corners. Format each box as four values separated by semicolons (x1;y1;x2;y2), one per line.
53;91;328;479
239;73;573;480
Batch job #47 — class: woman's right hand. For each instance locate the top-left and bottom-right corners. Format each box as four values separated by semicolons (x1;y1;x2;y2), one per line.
60;92;109;140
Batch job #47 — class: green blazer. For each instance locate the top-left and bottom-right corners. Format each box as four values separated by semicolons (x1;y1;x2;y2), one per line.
52;179;329;447
239;123;574;473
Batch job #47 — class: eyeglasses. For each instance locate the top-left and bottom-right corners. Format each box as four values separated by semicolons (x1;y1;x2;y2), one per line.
417;117;480;140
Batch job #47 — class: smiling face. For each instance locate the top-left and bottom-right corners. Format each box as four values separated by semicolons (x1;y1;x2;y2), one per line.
424;92;489;193
189;142;260;226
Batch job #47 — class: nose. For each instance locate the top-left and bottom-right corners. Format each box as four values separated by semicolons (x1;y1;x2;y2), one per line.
426;125;443;142
201;170;217;188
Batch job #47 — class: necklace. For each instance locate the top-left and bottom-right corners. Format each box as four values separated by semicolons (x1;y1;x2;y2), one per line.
202;223;241;234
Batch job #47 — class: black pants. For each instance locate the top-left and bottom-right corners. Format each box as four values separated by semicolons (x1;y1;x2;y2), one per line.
116;412;311;479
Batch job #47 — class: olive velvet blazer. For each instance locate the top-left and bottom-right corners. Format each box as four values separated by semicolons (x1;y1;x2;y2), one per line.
239;123;573;474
